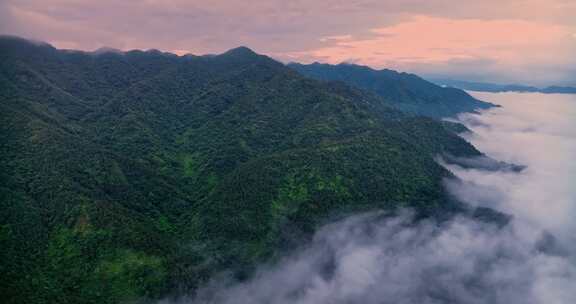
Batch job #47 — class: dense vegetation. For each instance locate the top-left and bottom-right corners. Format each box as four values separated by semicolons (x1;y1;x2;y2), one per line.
289;62;495;118
1;36;484;303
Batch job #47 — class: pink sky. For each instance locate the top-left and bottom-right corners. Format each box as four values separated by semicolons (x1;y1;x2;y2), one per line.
2;0;575;85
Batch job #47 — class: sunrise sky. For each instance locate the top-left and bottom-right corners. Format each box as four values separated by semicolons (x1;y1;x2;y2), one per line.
1;0;575;86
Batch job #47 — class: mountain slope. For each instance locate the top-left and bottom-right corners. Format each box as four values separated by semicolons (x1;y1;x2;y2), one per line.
289;62;495;118
1;36;482;303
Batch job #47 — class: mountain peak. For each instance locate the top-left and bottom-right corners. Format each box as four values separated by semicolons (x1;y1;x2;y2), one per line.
215;45;284;68
222;46;259;57
92;46;123;55
0;35;56;57
0;35;52;47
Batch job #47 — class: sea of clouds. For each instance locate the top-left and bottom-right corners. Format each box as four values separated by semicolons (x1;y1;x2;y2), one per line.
167;92;576;304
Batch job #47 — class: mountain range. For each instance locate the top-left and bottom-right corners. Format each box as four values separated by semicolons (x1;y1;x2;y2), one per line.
429;78;576;94
1;36;498;304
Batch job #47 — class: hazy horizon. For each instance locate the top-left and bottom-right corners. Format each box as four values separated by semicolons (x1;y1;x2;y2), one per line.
2;34;573;90
1;0;575;86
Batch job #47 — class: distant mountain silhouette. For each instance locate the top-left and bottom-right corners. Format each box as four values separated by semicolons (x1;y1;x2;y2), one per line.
429;78;576;94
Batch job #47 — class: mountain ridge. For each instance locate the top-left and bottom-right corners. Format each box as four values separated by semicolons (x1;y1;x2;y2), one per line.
1;36;495;303
289;62;495;118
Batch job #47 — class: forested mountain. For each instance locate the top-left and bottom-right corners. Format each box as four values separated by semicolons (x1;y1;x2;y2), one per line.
289;62;495;118
1;36;484;303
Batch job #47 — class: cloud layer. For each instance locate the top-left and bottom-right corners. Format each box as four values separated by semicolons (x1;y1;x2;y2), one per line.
1;0;575;85
173;213;575;304
448;92;576;239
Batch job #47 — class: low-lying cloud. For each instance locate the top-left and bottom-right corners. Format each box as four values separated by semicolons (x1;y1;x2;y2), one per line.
169;212;575;304
448;92;576;240
165;92;576;304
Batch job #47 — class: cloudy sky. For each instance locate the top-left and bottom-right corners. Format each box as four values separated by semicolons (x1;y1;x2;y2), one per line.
1;0;575;85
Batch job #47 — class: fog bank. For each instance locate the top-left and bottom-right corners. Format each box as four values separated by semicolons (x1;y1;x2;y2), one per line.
172;212;574;304
448;92;576;243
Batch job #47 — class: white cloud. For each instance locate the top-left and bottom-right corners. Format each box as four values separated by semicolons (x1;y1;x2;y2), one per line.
450;92;576;237
172;212;576;304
